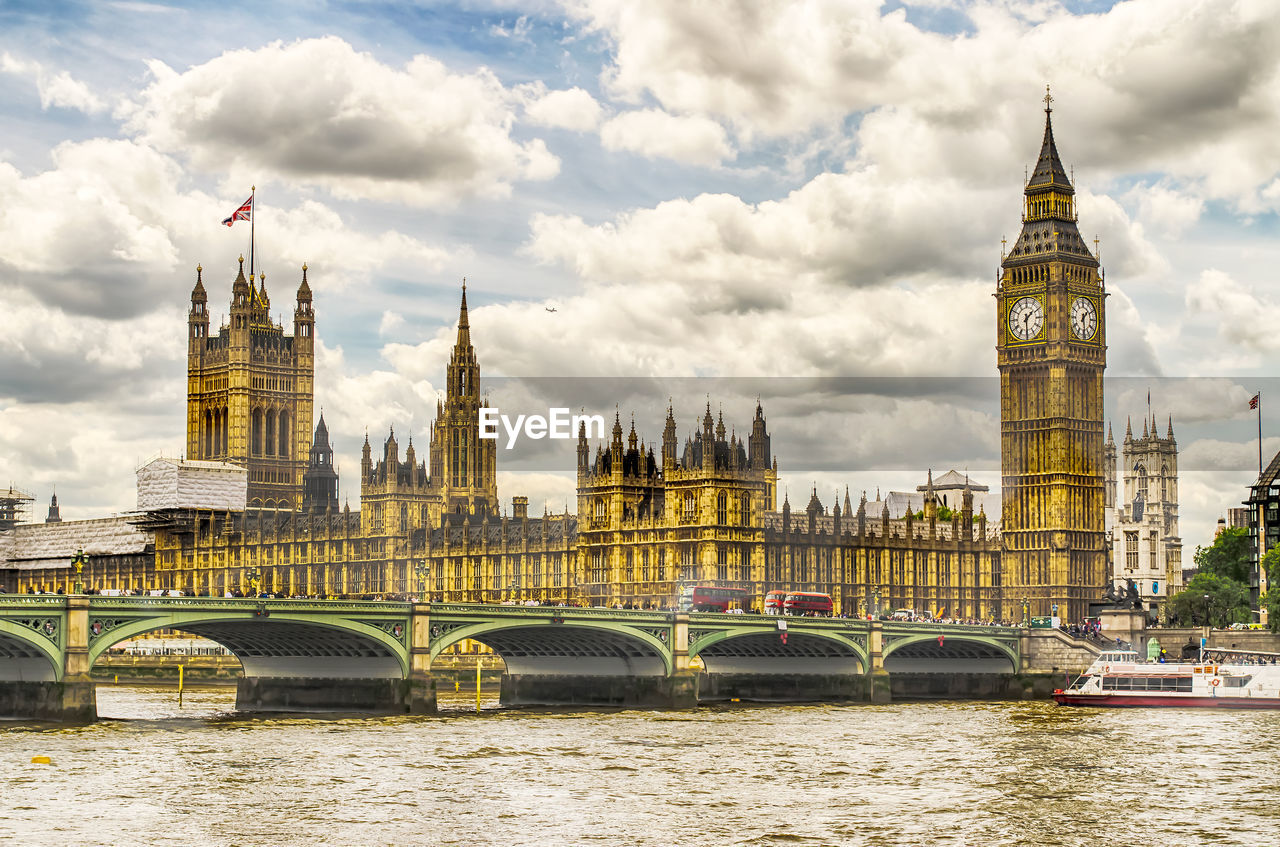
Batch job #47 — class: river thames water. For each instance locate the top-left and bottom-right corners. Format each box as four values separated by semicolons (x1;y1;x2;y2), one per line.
2;686;1276;846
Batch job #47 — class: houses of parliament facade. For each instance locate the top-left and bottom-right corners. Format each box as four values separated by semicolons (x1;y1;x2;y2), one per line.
7;100;1109;622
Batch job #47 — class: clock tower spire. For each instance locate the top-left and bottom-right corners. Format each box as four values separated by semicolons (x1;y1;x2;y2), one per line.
996;89;1107;622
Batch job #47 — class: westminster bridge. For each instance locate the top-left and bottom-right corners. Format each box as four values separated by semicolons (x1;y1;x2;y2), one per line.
0;596;1052;721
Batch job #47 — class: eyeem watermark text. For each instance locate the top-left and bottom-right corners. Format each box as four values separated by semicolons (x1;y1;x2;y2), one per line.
479;408;606;449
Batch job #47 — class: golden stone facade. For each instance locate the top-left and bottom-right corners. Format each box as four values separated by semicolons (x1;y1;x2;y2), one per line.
7;98;1108;626
186;257;315;510
996;96;1108;621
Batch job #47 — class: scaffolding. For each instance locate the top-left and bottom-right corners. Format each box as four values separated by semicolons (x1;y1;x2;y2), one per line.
0;485;35;531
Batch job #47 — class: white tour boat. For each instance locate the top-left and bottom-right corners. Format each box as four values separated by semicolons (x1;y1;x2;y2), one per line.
1054;647;1280;708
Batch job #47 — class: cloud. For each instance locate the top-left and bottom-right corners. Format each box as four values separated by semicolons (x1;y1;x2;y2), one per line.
566;0;1280;209
1185;268;1280;357
1;52;106;114
523;85;604;131
0;139;455;320
125;37;560;205
599;109;734;165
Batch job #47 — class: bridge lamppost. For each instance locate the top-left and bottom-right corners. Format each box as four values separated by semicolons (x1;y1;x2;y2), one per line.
247;567;261;598
871;588;881;621
70;548;87;595
1203;593;1211;629
1021;601;1030;628
413;560;430;603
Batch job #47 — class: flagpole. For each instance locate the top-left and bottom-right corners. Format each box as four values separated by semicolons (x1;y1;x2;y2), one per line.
250;185;256;278
1259;391;1263;479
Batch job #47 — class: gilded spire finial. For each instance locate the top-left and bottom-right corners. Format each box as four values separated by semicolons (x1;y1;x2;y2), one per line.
1043;84;1053;112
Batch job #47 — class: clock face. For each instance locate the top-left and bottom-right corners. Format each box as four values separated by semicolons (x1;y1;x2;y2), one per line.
1008;296;1044;341
1071;296;1098;340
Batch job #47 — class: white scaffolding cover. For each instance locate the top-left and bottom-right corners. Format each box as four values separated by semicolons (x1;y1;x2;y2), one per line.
136;458;247;512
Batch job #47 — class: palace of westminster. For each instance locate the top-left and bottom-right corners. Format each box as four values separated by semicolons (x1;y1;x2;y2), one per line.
0;103;1186;623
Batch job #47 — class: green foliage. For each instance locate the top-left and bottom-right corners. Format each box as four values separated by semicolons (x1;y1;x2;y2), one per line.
1192;526;1253;585
1167;572;1250;627
1260;547;1280;632
911;505;954;521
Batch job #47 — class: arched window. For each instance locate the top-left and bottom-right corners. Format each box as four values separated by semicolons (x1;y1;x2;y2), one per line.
1160;464;1168;501
683;493;696;521
1135;463;1147;499
278;411;289;458
740;494;750;526
716;491;727;524
252;409;263;456
265;411;276;456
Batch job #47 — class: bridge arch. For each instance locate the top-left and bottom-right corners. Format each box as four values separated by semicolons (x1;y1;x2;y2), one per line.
429;619;672;677
88;612;409;679
0;620;62;682
882;633;1018;673
690;627;867;675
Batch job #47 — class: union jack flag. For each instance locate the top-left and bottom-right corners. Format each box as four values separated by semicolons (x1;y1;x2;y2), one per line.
1250;393;1260;410
221;196;252;227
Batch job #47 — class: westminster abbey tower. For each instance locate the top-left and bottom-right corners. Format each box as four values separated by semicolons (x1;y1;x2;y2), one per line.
996;93;1108;621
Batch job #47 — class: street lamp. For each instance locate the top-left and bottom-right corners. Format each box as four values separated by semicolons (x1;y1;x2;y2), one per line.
1022;601;1030;628
247;567;261;598
871;588;881;620
1203;593;1211;628
70;548;87;595
413;560;430;602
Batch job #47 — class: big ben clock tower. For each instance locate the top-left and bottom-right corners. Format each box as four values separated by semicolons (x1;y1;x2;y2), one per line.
997;90;1107;622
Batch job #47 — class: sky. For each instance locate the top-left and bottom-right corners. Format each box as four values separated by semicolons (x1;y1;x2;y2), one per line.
2;0;1280;553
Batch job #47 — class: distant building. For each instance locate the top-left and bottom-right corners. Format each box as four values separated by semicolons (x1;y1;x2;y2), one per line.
1108;415;1182;617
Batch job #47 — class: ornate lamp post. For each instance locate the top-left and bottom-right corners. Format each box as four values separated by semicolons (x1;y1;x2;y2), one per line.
413;560;430;603
1022;601;1030;628
871;588;881;620
247;566;261;598
1203;593;1211;628
70;548;88;595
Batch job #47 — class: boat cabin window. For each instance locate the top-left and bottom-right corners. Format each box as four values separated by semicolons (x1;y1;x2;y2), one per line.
1099;651;1140;663
1223;675;1252;688
1101;676;1193;692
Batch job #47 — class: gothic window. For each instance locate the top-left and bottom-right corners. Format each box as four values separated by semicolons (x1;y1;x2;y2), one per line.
680;546;694;581
740;494;750;526
400;503;408;532
657;548;666;582
1149;531;1158;571
252;409;263;455
641;549;650;583
683;493;696;521
716;546;727;582
1125;531;1138;570
717;491;727;524
594;498;606;521
532;555;542;589
590;550;605;583
1135;463;1147;499
1160;464;1168;501
279;411;289;458
625;550;634;584
265;411;276;456
451;429;468;487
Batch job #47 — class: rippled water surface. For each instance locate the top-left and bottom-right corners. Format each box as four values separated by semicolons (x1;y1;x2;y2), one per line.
3;686;1278;846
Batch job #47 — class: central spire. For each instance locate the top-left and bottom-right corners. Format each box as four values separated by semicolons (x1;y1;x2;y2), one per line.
456;278;471;349
1028;85;1072;192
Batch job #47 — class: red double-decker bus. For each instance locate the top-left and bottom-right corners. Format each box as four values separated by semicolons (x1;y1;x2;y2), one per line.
679;585;748;612
764;590;788;615
783;592;833;616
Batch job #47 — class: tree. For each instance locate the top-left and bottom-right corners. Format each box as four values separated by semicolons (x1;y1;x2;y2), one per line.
1166;572;1250;627
1261;548;1280;632
1192;526;1253;585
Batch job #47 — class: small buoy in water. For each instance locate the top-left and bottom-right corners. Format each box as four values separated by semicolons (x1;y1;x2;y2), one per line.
31;756;51;765
731;698;740;703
